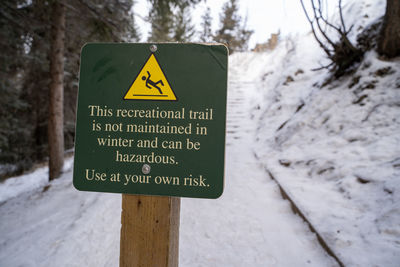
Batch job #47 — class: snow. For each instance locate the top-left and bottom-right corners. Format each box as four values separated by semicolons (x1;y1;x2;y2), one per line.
0;159;121;267
251;45;400;266
179;75;337;266
242;0;400;265
0;61;338;267
1;0;399;266
0;159;74;204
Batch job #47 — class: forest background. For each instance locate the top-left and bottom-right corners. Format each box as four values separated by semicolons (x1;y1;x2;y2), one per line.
0;0;253;179
0;0;398;180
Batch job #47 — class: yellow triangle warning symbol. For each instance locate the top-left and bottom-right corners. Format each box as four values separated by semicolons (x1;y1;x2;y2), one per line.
124;54;177;101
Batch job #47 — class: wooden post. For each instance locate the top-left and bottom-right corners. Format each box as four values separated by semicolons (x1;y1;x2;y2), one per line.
120;195;181;267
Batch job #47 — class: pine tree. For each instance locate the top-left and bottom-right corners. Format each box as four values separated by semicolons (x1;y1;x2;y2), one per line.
147;0;200;42
130;12;141;42
236;14;253;52
147;1;174;42
199;7;213;42
214;0;253;54
48;0;65;180
0;0;141;178
0;0;51;174
172;3;195;42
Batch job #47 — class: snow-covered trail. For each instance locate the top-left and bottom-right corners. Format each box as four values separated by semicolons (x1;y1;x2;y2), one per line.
0;160;121;267
179;77;338;266
0;162;122;267
0;62;339;267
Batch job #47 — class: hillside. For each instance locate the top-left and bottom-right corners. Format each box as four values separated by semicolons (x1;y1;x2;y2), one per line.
233;0;400;265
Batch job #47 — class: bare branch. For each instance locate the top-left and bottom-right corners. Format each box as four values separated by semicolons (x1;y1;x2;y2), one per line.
300;0;363;78
318;12;342;33
346;24;354;35
339;0;347;33
300;0;315;24
300;0;332;58
311;61;335;71
362;102;400;122
311;0;336;47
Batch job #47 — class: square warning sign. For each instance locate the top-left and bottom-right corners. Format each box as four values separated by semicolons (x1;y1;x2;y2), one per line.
124;53;177;100
73;43;228;199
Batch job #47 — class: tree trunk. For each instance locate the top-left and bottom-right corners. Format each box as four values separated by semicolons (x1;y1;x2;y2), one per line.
378;0;400;58
48;0;65;180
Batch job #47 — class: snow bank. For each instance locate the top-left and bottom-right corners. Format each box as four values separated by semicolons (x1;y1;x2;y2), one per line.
0;159;121;267
0;158;74;204
232;0;400;265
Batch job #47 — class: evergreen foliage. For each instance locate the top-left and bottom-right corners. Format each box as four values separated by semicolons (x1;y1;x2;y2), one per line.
172;3;196;42
0;0;140;177
199;7;213;42
1;0;210;178
147;0;174;42
147;0;200;42
214;0;253;54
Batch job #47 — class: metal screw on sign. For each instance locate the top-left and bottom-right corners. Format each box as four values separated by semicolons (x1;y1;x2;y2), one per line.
142;164;151;174
150;44;157;52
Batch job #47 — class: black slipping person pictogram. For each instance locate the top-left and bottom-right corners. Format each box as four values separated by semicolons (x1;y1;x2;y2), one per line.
142;71;164;94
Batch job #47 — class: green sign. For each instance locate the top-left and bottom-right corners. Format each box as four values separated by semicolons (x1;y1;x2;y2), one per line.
73;43;228;199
